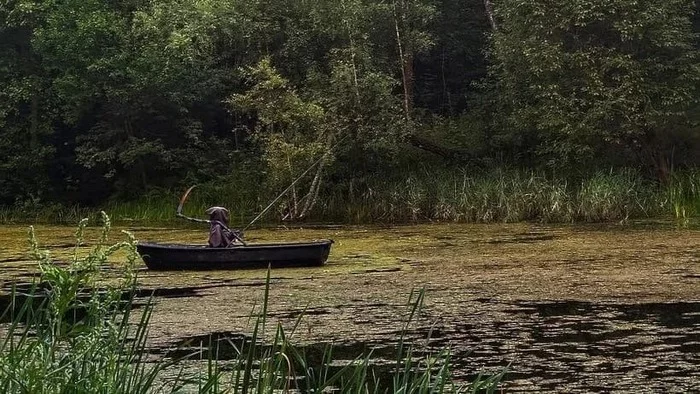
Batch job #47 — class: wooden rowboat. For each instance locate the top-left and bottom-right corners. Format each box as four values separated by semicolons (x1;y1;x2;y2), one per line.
137;240;333;270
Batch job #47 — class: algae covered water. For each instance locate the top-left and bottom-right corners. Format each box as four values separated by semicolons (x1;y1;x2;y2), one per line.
1;222;699;392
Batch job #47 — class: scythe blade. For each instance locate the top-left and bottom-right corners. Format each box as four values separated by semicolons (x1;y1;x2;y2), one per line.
177;185;198;217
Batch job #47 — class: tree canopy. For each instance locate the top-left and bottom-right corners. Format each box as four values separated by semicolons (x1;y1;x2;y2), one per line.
0;0;698;213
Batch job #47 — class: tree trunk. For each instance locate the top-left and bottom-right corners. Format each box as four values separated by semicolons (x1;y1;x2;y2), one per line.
649;147;674;184
288;156;299;219
124;120;149;190
299;154;327;218
403;51;414;114
341;0;361;102
441;49;452;112
484;0;498;31
394;0;414;120
30;85;38;150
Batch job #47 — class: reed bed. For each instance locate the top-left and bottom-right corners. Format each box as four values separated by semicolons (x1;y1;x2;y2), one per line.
322;168;664;224
665;169;700;226
0;215;504;393
1;168;698;225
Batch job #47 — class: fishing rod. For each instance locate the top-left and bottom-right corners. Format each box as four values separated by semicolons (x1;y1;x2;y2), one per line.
243;134;348;231
176;134;348;239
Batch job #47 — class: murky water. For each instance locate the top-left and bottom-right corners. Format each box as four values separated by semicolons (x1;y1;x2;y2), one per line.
1;222;699;392
435;299;700;392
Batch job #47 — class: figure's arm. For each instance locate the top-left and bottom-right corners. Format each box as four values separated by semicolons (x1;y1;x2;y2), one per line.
223;228;245;247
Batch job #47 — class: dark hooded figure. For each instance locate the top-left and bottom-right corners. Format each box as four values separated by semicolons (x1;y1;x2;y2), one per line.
206;206;239;247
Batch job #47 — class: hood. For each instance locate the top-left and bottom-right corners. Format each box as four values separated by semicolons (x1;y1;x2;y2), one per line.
205;206;229;226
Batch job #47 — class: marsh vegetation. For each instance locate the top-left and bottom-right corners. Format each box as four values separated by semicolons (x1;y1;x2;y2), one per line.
3;168;700;227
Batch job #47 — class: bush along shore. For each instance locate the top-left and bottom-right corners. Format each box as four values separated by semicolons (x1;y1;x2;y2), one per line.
1;168;700;226
0;213;505;393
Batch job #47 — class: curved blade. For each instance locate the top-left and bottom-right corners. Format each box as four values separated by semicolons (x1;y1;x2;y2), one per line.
177;185;198;216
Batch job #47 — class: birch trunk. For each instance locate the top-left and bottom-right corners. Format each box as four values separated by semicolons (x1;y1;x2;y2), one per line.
394;0;413;120
299;154;326;218
484;0;498;31
30;87;38;150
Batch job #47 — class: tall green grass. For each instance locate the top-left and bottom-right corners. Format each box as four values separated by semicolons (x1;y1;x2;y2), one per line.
0;213;163;393
666;170;700;227
322;168;660;224
0;215;505;393
576;169;653;222
0;203;96;225
3;167;697;225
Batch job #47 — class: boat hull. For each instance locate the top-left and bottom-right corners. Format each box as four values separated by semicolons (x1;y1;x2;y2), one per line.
137;240;333;270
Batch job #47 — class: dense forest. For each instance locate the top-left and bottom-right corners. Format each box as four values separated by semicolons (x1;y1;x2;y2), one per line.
1;0;699;223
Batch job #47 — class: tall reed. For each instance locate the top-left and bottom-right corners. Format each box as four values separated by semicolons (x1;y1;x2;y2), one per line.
4;167;689;225
0;212;167;393
322;167;683;224
665;169;700;226
575;169;651;222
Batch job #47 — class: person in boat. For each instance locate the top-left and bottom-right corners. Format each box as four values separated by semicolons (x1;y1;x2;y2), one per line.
206;206;243;247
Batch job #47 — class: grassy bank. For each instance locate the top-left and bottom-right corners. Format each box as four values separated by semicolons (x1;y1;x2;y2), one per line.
2;168;700;225
0;215;504;393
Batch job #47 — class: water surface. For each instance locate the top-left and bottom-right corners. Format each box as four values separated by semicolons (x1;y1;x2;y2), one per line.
1;222;699;392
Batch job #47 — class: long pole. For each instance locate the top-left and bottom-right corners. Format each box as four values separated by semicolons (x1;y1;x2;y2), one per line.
243;135;347;231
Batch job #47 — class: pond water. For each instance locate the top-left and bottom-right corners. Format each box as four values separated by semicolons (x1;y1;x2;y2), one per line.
1;222;699;392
